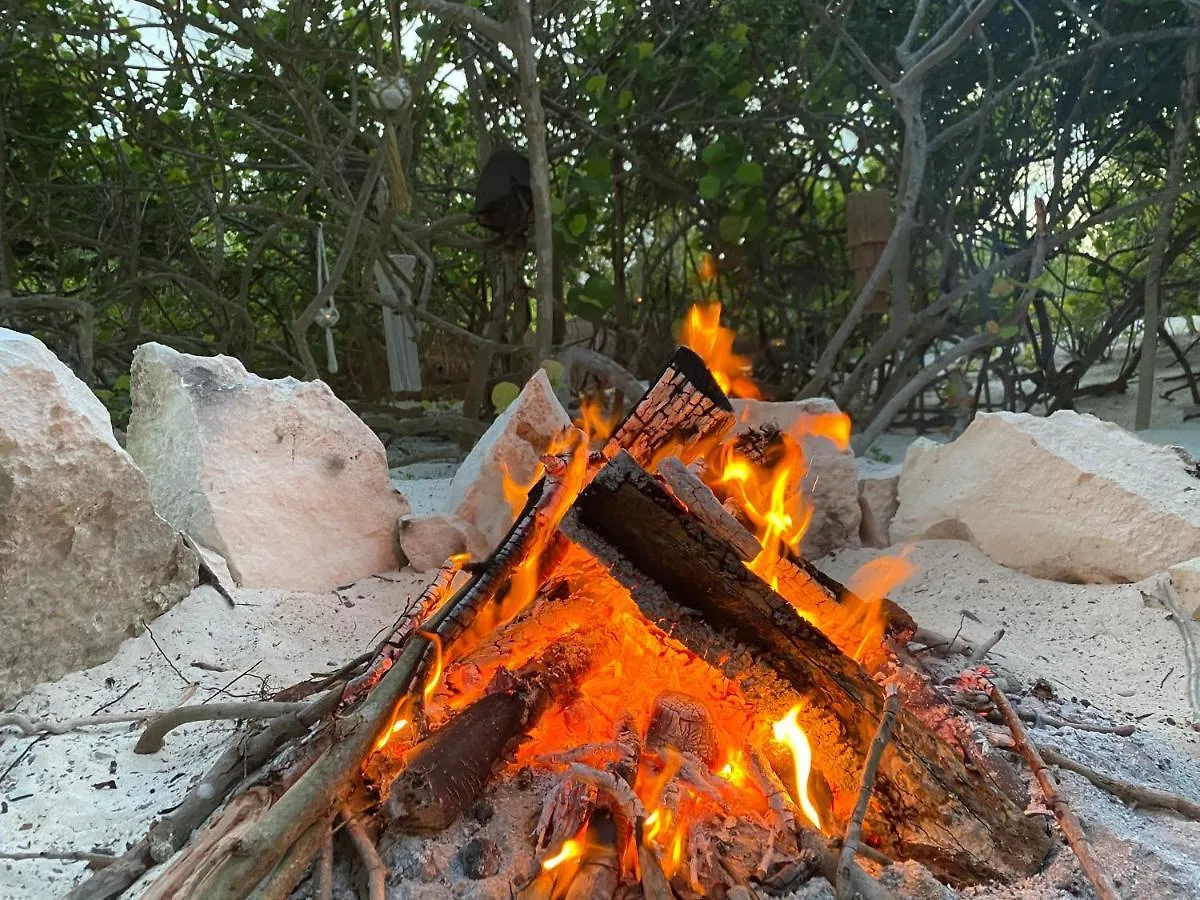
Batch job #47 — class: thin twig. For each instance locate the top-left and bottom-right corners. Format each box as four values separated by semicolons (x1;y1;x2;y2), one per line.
204;660;263;703
141;620;193;687
341;807;387;900
134;700;312;754
988;734;1200;820
1;710;160;736
0;850;118;867
1157;578;1200;729
967;628;1005;664
314;827;334;900
986;682;1120;900
837;686;901;900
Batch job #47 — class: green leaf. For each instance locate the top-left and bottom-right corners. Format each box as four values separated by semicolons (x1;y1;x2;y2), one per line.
112;374;131;391
539;359;565;386
731;23;749;44
699;173;722;199
568;213;588;236
585;74;608;98
636;41;654;59
719;214;748;242
551;196;567;215
999;324;1020;339
491;382;520;413
728;80;753;101
989;278;1015;298
618;88;634;110
701;140;726;165
581;273;615;305
734;162;763;186
583;154;611;180
705;41;725;60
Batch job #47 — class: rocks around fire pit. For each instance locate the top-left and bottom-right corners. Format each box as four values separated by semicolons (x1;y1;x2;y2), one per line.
893;411;1200;583
396;512;487;572
126;342;408;591
1167;557;1200;620
857;459;902;548
443;368;572;554
731;398;861;558
0;329;197;707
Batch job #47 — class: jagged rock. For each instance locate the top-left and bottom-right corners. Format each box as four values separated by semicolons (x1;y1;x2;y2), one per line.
1168;558;1200;620
444;369;571;553
127;343;407;591
730;398;861;559
893;411;1200;583
0;329;197;706
397;513;488;573
858;460;902;548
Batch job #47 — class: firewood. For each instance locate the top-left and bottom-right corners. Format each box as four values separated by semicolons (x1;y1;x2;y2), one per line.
655;457;760;561
986;733;1200;820
341;808;387;900
645;691;720;769
603;346;735;469
836;686;899;900
985;683;1120;900
638;844;675;900
572;450;1050;886
385;626;620;832
564;811;621;900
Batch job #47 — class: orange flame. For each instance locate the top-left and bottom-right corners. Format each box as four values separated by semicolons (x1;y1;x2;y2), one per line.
542;839;582;871
419;631;444;706
574;393;621;447
844;551;917;662
772;705;822;831
678;303;760;399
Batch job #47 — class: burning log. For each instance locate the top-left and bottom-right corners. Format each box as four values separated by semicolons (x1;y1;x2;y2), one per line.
603;346;735;468
645;690;720;768
382;625;620;832
571;450;1051;886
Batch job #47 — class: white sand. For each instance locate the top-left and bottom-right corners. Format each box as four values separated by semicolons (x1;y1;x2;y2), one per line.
0;570;431;899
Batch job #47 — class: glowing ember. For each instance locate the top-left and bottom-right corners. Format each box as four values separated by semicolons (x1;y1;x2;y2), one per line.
542;839;581;871
772;705;822;831
678;302;760;399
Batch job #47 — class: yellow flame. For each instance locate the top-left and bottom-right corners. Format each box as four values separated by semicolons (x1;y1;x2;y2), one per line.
543;839;581;871
574;393;621;447
772;705;822;831
844;551;917;662
678;302;760;399
419;631;444;706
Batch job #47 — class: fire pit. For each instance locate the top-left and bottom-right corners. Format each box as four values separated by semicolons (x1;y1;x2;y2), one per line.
74;333;1054;900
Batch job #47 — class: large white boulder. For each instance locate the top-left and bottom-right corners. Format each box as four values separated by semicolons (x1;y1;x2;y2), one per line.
730;398;861;559
893;411;1200;583
127;343;407;591
445;369;572;554
0;330;196;706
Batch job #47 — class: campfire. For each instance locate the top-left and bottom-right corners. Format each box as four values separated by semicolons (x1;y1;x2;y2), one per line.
81;311;1054;900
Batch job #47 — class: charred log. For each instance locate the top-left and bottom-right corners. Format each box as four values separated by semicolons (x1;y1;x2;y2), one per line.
604;347;735;469
571;451;1050;887
382;626;620;832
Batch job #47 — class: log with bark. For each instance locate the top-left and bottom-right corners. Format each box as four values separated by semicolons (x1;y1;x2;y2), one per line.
570;450;1051;886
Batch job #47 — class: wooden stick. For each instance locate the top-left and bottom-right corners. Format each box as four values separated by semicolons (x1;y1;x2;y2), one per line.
986;682;1120;900
966;628;1005;664
313;827;334;900
837;685;900;900
0;850;118;867
987;734;1200;820
655;456;760;561
342;808;387;900
955;695;1137;737
134;701;312;754
244;817;330;900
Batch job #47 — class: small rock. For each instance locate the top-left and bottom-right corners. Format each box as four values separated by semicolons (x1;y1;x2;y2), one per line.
460;836;502;880
1167;557;1200;620
127;342;407;591
396;513;484;573
444;369;571;554
857;460;901;547
515;766;534;790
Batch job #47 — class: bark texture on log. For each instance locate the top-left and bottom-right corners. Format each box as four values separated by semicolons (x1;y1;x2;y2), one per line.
604;346;735;468
572;451;1050;887
384;625;620;832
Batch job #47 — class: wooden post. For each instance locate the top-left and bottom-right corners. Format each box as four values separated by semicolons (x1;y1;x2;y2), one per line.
846;191;892;315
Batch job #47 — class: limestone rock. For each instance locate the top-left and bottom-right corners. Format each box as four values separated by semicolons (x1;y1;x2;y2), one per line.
127;343;407;591
858;460;902;547
397;514;488;573
1167;558;1200;620
0;329;196;706
445;369;571;553
730;398;861;558
893;411;1200;583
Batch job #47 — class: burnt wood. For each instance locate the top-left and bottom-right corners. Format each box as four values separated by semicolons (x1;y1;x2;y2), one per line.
384;626;620;833
604;346;735;468
572;451;1050;887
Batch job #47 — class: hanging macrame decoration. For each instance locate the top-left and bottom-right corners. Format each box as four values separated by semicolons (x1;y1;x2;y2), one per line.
313;222;340;374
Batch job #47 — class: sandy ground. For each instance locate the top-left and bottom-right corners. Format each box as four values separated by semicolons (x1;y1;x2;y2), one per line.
0;571;431;899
